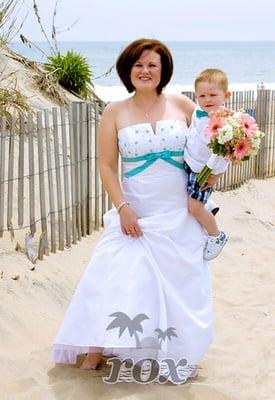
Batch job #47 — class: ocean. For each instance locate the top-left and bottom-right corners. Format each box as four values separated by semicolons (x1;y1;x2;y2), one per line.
10;41;275;101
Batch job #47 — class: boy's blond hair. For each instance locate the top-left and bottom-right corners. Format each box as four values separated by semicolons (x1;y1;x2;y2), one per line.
195;68;228;92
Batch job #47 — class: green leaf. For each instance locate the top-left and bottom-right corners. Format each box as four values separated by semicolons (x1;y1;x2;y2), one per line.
45;50;93;98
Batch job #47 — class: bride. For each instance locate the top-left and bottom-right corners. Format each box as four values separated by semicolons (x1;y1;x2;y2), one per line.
50;38;214;383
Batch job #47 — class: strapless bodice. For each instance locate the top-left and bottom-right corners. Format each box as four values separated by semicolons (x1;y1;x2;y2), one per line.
118;119;187;158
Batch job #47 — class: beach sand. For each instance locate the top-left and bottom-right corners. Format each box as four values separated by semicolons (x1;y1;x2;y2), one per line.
0;177;274;400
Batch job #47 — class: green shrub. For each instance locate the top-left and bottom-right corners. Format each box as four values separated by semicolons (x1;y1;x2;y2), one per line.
45;50;93;99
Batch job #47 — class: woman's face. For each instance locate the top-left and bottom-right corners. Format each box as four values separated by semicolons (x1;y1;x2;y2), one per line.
130;50;162;92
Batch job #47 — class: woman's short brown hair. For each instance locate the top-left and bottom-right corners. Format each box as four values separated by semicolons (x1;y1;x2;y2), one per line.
116;38;173;95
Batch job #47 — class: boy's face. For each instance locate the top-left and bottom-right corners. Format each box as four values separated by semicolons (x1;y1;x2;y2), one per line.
195;81;231;113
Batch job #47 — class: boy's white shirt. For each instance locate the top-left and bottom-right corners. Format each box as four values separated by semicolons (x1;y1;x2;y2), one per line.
184;107;229;174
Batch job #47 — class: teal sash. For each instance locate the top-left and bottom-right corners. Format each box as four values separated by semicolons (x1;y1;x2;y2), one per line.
122;150;184;178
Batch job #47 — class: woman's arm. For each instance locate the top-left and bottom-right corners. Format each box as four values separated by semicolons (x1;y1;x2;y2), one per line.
99;103;143;237
99;103;125;208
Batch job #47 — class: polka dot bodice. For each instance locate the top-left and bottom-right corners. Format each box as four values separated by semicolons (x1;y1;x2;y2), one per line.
118;119;188;158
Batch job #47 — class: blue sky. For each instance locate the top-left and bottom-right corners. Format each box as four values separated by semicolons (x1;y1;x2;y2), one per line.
15;0;275;41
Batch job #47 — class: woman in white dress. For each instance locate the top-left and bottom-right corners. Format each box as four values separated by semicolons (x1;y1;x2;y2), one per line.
50;39;215;383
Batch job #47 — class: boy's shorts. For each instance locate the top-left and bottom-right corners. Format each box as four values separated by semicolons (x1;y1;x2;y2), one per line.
183;162;213;204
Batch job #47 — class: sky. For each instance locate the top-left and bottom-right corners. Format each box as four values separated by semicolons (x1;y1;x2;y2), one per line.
12;0;275;42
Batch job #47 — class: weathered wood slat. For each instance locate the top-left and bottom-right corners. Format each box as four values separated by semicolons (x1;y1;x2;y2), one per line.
18;114;25;227
69;105;77;244
87;103;93;234
255;89;267;179
80;103;87;237
28;113;36;236
0;117;6;237
44;109;56;253
60;107;71;247
7;116;15;234
270;91;275;176
52;108;64;251
72;102;81;240
37;111;49;258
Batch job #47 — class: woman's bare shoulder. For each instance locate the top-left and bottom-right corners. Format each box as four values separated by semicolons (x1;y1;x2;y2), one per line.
100;98;131;133
166;93;195;107
103;98;130;113
164;93;195;124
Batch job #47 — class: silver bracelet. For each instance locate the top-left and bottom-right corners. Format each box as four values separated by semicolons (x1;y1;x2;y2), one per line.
117;201;129;213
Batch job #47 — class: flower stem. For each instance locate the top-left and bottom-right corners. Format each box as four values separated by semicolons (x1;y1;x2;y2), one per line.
196;166;212;187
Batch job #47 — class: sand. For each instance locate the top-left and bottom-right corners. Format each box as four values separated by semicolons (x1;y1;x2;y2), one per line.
0;177;274;400
0;46;80;111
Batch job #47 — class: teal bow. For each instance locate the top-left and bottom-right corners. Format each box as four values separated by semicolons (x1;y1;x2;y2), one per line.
122;150;184;178
196;109;208;118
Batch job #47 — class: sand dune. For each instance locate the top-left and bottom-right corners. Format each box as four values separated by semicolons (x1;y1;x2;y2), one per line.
0;178;275;400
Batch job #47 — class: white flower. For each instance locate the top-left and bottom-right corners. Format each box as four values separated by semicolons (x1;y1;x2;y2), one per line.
255;130;265;139
232;112;243;120
217;124;234;144
252;137;261;149
227;116;240;129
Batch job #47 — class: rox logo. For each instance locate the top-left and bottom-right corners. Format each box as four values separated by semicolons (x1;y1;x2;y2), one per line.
100;311;196;384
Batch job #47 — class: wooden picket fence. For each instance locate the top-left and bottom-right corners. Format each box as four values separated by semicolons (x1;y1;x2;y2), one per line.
0;100;109;260
0;89;274;261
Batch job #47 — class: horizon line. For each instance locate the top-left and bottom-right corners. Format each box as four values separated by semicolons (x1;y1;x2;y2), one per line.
10;39;275;43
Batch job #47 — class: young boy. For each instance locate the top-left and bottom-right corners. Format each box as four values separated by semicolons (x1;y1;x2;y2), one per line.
184;68;231;260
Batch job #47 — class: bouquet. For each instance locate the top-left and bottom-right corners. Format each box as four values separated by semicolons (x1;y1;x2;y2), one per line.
196;108;265;187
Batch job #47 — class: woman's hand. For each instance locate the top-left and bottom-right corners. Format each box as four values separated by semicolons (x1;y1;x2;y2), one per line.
200;173;223;191
119;205;143;238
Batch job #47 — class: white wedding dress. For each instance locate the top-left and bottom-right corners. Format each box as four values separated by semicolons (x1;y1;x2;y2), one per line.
50;119;213;382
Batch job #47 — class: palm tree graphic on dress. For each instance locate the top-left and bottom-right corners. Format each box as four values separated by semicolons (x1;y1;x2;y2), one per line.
106;312;178;350
155;327;178;346
106;312;149;348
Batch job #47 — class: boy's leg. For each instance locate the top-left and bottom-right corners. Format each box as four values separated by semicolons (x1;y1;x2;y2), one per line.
204;230;228;260
186;168;228;260
188;197;219;236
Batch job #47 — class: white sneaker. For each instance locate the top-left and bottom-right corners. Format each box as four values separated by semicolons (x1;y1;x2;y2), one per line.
204;230;228;260
205;199;220;216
